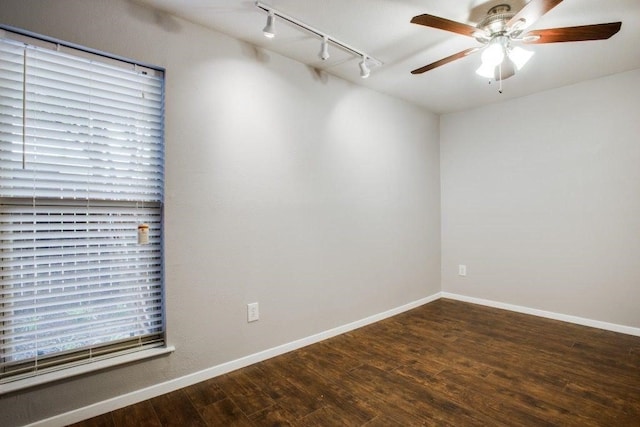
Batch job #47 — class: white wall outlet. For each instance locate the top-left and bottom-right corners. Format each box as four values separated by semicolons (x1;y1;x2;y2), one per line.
247;302;259;322
458;264;467;276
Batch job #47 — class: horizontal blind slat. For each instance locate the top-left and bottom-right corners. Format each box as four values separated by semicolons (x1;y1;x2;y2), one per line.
1;282;162;309
1;310;164;341
1;309;164;341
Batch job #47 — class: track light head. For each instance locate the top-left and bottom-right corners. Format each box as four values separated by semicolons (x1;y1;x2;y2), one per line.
319;36;330;61
263;11;275;38
359;56;370;78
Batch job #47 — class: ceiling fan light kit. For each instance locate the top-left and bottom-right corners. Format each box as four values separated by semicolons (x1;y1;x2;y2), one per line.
410;0;622;89
255;1;382;78
476;43;534;79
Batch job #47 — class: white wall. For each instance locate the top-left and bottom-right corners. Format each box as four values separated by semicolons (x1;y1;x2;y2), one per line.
441;69;640;328
0;1;441;425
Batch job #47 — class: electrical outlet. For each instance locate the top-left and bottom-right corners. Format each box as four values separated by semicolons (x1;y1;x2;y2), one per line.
458;265;467;276
247;302;259;322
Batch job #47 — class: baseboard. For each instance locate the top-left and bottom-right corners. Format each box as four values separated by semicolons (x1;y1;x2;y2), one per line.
29;290;640;426
441;292;640;337
27;292;442;427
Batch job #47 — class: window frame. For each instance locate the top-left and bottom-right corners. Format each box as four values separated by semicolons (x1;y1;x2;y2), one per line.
0;25;171;394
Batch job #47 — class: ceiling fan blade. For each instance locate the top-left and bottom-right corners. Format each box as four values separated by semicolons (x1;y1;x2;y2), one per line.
507;0;563;29
524;22;622;43
411;47;479;75
411;14;478;37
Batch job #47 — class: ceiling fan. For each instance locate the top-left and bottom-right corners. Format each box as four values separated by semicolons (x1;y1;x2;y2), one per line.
410;0;622;81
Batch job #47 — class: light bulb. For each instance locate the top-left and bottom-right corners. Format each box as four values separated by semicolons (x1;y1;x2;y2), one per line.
481;36;506;67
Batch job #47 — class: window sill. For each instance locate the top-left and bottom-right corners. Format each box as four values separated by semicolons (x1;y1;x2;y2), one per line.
0;345;175;395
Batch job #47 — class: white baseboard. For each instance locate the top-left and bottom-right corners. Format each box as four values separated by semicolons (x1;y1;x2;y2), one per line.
441;292;640;337
28;292;442;427
28;291;640;426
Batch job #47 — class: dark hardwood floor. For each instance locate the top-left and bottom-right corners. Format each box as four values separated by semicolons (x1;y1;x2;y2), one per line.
70;299;640;426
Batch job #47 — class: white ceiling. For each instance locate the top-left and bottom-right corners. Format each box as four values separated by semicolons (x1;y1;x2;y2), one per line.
136;0;640;114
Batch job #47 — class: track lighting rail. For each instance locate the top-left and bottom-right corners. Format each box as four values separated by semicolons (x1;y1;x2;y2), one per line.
255;1;382;77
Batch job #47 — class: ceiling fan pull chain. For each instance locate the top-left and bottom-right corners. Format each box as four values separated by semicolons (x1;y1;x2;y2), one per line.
498;64;503;94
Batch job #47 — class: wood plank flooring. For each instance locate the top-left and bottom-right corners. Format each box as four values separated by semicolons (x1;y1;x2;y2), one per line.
70;299;640;426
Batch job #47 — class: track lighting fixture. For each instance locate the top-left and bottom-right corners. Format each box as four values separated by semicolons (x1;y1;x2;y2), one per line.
359;56;370;79
255;1;382;77
319;36;330;61
263;11;275;38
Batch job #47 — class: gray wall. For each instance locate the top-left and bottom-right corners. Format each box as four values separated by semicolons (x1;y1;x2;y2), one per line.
441;69;640;328
0;1;441;425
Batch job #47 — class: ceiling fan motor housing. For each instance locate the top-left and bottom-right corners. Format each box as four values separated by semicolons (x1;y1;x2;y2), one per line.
476;4;516;40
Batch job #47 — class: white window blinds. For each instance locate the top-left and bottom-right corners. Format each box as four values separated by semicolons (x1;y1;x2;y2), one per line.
0;32;165;384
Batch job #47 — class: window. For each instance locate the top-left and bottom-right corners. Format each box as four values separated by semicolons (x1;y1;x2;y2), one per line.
0;28;165;385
